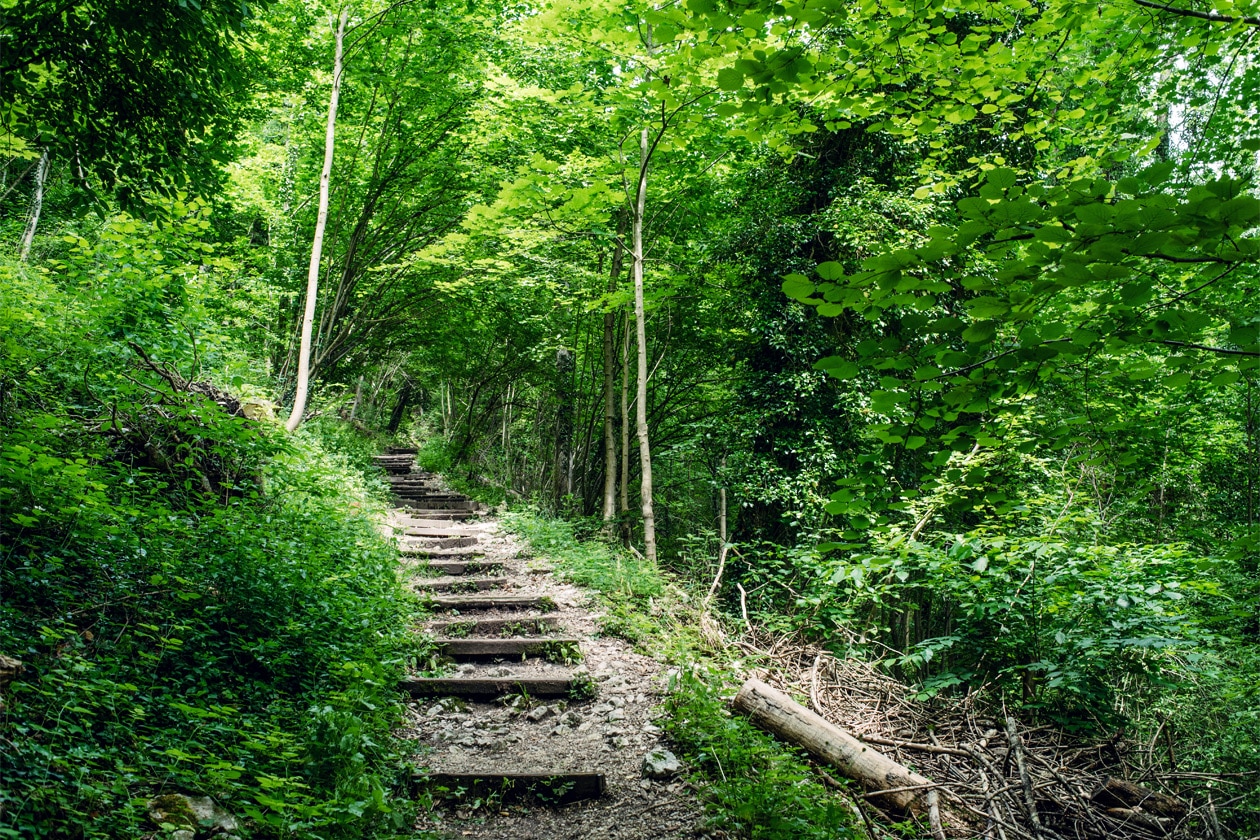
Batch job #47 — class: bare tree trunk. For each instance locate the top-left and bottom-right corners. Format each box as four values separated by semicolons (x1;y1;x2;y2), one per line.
602;218;626;529
555;347;576;508
286;7;348;433
632;128;656;564
619;313;631;541
18;149;49;262
349;375;363;419
706;480;728;609
387;380;412;434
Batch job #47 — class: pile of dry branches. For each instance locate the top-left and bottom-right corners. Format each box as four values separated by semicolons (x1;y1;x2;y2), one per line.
733;633;1251;840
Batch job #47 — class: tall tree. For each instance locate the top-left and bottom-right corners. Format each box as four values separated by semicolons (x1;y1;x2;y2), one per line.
16;148;47;261
631;127;657;562
287;6;347;432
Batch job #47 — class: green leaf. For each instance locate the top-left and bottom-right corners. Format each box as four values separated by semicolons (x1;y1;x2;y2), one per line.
782;275;815;299
815;357;861;379
816;261;846;280
716;68;744;91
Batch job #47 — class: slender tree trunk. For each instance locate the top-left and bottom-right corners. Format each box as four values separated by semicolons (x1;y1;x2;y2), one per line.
632;128;657;564
387;380;412;434
555;347;576;508
18;149;49;262
286;7;348;432
602;219;626;528
619;313;631;541
349;375;363;419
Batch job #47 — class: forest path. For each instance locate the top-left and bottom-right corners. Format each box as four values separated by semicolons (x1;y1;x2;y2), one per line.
373;450;710;840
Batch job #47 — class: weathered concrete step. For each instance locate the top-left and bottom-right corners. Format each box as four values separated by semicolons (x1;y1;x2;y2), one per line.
405;536;480;549
400;675;579;699
425;594;555;611
434;637;580;659
421;772;605;805
424;560;503;576
413;576;506;592
429;616;560;636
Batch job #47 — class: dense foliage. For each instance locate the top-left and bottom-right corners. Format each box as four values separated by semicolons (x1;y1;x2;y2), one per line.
0;214;420;836
3;0;1259;835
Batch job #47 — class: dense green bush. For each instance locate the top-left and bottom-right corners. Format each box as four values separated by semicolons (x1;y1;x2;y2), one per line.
0;218;419;838
661;668;860;840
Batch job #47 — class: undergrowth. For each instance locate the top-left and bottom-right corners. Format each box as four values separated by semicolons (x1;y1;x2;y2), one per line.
0;427;423;839
662;669;862;840
0;231;423;838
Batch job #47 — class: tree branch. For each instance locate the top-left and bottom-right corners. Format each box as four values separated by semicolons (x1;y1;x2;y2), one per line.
1132;0;1260;26
1158;340;1260;357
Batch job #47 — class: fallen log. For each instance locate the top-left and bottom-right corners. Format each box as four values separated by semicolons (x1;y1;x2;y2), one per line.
733;678;968;839
1091;777;1188;820
1102;808;1170;836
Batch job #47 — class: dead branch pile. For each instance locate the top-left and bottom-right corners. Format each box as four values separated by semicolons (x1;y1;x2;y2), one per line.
99;344;275;501
733;632;1247;840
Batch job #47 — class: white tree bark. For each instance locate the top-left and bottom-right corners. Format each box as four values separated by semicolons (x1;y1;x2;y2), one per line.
286;7;348;432
632;127;656;564
18;149;49;262
602;222;625;527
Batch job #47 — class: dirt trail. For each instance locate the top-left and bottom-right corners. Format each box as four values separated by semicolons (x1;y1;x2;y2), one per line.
374;451;711;840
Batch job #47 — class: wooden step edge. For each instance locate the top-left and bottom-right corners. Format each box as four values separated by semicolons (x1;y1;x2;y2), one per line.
428;616;560;636
399;675;587;699
412;576;507;592
425;594;557;611
423;560;504;575
400;548;486;559
418;772;605;805
433;637;581;657
403;531;481;539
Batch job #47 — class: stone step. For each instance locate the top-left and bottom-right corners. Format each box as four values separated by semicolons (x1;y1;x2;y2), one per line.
424;560;504;576
395;500;479;511
426;594;555;611
401;547;486;559
434;637;581;660
405;536;480;549
401;527;482;537
429;616;560;636
421;772;605;805
413;576;506;593
398;510;476;520
399;675;582;699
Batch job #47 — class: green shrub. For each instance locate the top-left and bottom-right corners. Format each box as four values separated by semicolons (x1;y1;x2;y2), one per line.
661;668;861;840
502;509;662;600
0;219;419;838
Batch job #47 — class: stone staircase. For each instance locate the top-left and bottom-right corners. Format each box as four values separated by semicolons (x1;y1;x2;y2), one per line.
372;449;606;806
371;448;704;838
